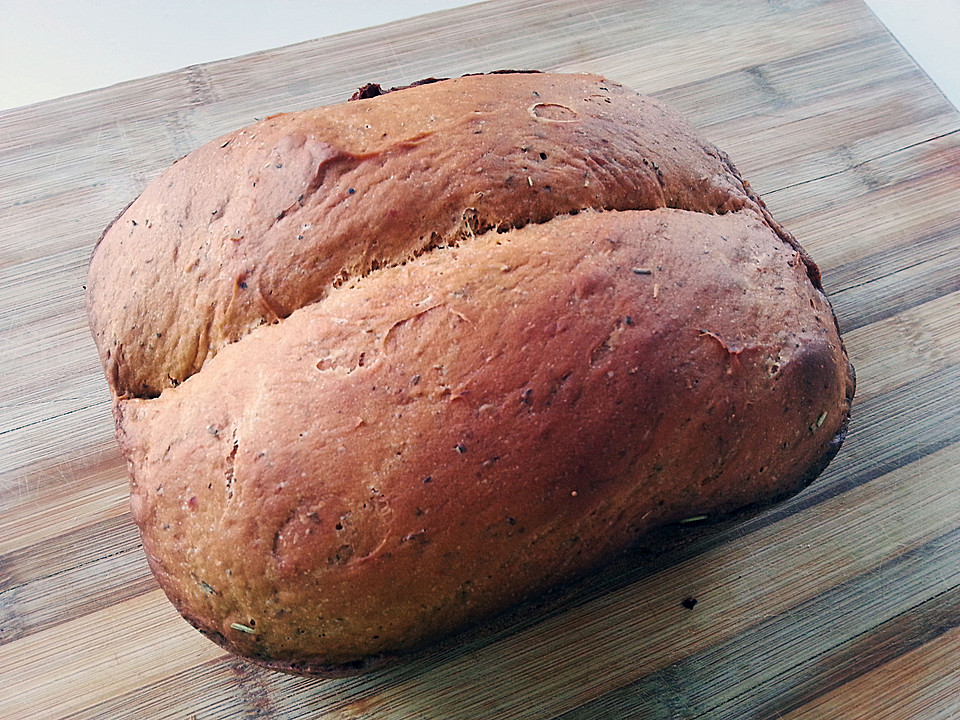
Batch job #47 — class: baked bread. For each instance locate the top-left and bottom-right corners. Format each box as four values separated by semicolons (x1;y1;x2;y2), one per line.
87;72;855;675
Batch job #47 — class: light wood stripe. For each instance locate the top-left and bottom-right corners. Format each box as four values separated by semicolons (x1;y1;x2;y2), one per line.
0;590;225;720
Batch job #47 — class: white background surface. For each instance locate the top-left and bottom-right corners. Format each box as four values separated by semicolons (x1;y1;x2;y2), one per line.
0;0;958;112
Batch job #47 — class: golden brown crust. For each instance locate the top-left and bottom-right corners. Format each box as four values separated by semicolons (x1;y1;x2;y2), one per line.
89;73;855;674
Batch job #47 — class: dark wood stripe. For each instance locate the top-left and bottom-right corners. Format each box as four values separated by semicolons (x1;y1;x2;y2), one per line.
833;243;960;334
552;525;960;720
1;513;140;593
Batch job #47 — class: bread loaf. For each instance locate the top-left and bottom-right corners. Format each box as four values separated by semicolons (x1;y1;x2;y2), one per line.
87;72;855;675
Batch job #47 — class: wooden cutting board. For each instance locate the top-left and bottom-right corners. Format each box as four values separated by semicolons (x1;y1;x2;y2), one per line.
2;1;959;717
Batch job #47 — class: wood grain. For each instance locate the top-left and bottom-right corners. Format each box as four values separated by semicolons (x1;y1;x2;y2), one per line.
2;0;959;718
